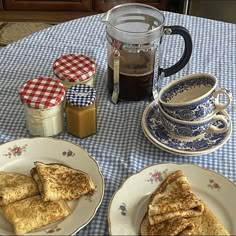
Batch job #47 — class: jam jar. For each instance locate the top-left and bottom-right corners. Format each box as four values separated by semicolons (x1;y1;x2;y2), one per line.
19;77;65;136
53;53;96;90
66;84;96;138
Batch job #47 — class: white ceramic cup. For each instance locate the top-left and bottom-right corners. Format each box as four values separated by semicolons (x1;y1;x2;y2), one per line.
158;73;232;121
158;103;230;137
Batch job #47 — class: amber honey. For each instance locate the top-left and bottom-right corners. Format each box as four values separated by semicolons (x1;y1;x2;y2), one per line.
66;103;96;138
65;84;96;139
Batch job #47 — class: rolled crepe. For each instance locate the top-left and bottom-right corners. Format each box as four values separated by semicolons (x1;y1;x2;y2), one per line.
140;213;195;236
190;202;230;235
0;172;39;205
140;170;230;235
148;170;204;225
1;195;71;235
31;161;95;201
140;203;230;235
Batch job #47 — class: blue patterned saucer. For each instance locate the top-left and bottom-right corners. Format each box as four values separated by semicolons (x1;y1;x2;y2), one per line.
141;100;232;156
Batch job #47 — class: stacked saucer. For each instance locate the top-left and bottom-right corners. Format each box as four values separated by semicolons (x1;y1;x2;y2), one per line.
142;73;233;156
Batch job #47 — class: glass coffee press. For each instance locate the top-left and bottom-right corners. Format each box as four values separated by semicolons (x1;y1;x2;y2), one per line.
101;3;192;103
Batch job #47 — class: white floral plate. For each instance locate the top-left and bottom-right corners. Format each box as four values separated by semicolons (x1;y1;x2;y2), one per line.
0;137;104;235
108;163;236;235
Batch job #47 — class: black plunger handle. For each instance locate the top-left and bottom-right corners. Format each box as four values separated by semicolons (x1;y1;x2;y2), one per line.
160;26;192;77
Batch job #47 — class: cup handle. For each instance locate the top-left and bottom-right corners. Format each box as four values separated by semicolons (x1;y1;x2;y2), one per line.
159;26;192;77
208;114;229;134
213;88;232;112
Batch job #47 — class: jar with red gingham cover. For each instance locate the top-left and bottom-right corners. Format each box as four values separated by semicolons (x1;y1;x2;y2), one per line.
19;77;65;136
53;54;96;90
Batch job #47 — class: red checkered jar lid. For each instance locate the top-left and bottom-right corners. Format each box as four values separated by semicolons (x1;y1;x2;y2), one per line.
53;54;96;83
19;77;65;109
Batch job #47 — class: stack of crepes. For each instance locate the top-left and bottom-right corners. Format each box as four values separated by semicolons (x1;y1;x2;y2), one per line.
140;170;230;235
0;161;95;235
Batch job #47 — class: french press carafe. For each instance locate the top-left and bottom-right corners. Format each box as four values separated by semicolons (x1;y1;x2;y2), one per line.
101;3;192;103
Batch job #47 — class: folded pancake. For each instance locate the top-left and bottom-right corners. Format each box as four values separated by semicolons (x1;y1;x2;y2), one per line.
140;213;195;236
30;168;43;193
189;202;230;235
31;161;95;201
1;195;71;235
0;172;39;205
140;170;230;235
148;170;204;225
140;204;230;236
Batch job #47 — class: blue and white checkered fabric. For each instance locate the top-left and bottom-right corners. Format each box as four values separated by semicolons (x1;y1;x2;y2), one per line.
66;84;96;107
0;11;235;235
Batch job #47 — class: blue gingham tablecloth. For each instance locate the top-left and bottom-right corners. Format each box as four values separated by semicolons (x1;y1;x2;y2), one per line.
0;11;235;235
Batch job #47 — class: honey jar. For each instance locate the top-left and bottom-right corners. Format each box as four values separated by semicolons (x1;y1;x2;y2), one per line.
53;53;96;90
19;77;65;137
66;84;96;138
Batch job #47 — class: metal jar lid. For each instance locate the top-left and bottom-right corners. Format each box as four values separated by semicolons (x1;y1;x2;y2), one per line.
19;77;65;109
53;54;96;83
66;84;96;107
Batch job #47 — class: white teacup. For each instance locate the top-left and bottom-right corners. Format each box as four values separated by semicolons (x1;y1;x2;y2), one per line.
158;73;232;121
159;103;230;137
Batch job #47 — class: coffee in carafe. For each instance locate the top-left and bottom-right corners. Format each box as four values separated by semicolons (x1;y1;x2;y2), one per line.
107;47;156;101
102;3;192;103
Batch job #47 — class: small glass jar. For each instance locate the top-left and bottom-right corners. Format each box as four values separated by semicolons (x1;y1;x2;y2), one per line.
19;77;65;137
66;84;96;138
53;53;96;90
